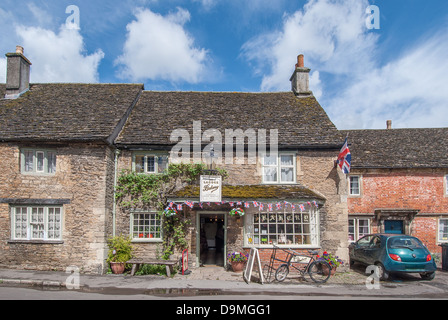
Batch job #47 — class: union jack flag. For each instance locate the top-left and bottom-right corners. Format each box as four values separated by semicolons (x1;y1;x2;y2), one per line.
337;137;351;174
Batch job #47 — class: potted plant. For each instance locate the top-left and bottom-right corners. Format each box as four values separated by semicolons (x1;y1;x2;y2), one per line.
227;251;248;272
229;208;245;217
317;251;344;275
163;207;177;218
107;235;134;274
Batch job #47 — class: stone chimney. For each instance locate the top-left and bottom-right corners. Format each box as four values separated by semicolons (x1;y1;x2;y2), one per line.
386;120;392;129
290;54;312;97
5;46;32;99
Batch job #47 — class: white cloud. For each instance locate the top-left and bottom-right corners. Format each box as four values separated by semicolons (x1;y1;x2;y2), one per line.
241;0;448;129
16;25;104;83
0;58;6;83
241;0;375;93
328;31;448;129
115;7;210;83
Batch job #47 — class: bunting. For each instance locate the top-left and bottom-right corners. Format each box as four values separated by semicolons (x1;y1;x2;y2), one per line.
165;199;320;213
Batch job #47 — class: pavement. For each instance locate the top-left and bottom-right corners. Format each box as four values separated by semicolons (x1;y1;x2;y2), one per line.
1;264;448;299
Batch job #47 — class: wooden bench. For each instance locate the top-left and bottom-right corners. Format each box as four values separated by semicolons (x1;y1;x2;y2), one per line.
126;258;178;277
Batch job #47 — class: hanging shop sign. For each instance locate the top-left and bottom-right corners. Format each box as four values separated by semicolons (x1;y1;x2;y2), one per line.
200;175;222;202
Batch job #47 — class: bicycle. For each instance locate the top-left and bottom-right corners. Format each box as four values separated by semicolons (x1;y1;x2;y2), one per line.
274;248;332;283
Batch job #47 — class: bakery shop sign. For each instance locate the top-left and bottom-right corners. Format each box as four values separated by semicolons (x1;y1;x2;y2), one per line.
200;175;222;202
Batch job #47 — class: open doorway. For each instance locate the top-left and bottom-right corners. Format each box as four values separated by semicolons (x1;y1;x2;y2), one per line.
198;213;226;267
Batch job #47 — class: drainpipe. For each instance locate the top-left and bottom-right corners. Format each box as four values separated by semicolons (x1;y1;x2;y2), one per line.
112;149;121;237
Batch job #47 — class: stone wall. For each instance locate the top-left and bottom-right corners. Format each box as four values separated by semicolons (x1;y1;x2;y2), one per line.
0;142;114;274
113;149;349;268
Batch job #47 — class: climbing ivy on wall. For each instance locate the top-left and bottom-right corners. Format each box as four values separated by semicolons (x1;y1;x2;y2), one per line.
115;163;227;260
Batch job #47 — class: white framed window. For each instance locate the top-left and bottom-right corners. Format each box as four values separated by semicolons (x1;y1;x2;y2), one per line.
133;153;169;174
21;149;57;174
348;218;370;242
11;206;62;241
131;211;162;241
245;206;319;247
262;153;296;184
439;218;448;243
349;176;361;196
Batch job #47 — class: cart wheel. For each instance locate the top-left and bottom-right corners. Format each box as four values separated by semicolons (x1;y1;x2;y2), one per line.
308;260;331;283
275;264;289;282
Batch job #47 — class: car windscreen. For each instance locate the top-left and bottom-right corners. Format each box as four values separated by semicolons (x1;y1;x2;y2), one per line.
387;237;425;250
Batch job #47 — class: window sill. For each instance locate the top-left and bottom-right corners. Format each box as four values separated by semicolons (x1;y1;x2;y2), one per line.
243;245;320;249
131;239;163;243
8;240;64;244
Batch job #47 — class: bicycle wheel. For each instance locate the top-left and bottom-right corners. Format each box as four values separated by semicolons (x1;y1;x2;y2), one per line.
308;260;331;283
262;264;275;283
275;264;289;282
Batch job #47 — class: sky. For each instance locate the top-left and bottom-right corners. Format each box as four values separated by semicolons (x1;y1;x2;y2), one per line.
0;0;447;130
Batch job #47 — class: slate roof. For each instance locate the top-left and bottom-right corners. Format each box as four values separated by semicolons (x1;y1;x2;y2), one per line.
342;128;448;169
115;91;343;149
0;83;143;144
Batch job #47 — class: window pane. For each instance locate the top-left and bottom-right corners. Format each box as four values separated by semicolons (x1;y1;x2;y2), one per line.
31;207;45;239
146;156;155;173
263;167;277;182
135;155;144;173
350;176;360;195
348;219;355;241
132;212;161;240
358;219;370;238
264;154;277;166
14;207;28;239
36;152;44;172
440;220;448;241
24;151;34;172
158;156;168;173
47;152;56;173
280;155;293;166
280;168;294;182
47;208;61;240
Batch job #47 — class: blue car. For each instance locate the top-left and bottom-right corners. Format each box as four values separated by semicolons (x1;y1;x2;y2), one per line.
349;234;437;280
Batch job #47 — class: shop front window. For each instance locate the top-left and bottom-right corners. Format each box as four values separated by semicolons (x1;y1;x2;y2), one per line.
245;205;319;247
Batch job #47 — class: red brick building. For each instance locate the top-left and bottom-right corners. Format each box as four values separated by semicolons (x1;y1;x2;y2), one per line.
344;127;448;256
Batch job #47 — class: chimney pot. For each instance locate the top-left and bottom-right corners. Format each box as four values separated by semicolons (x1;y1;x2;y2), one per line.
16;46;24;55
387;120;392;129
296;54;304;68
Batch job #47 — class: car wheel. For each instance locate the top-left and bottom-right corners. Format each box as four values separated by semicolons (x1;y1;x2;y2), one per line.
375;262;389;281
420;272;435;280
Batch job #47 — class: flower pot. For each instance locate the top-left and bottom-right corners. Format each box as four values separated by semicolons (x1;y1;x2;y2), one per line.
323;266;336;276
110;262;126;274
230;261;246;272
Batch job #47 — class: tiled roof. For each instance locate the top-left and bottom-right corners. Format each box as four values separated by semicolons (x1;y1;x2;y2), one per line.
342;128;448;169
0;83;143;143
115;91;343;149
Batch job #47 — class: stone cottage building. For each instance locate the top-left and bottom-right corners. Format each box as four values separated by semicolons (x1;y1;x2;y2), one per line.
113;55;349;269
343;126;448;255
0;46;144;273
